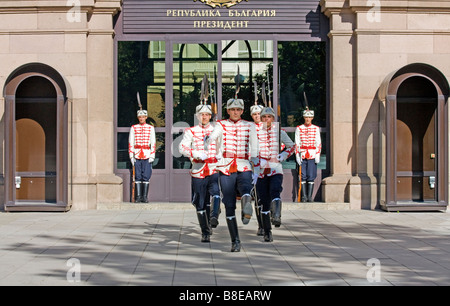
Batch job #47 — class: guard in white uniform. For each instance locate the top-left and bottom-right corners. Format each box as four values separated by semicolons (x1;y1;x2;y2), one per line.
207;98;259;252
255;107;295;241
250;104;265;236
295;109;322;202
179;103;220;243
129;110;156;203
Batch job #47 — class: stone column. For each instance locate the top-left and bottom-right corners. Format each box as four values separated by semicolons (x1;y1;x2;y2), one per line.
320;0;356;204
85;1;123;208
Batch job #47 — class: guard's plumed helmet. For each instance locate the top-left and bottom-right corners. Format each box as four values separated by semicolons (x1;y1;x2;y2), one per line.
226;98;244;110
196;104;212;115
250;104;264;115
137;110;148;117
303;109;314;117
260;107;276;118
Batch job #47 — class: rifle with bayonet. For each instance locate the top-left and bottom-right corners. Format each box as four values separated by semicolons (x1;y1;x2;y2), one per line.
132;92;143;203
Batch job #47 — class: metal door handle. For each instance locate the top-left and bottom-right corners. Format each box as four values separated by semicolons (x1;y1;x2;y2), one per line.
15;176;21;189
429;176;435;189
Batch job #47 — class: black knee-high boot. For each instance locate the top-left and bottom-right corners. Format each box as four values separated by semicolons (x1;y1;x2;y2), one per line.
301;182;308;203
205;203;212;235
270;199;282;227
255;203;264;236
226;216;241;252
142;182;149;203
197;210;211;243
261;211;273;242
135;182;143;203
210;196;221;228
307;182;314;202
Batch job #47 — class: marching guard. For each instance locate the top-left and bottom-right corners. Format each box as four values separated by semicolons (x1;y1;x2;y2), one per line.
179;75;220;243
250;87;265;237
206;71;259;252
255;106;295;242
295;108;322;202
129;106;156;203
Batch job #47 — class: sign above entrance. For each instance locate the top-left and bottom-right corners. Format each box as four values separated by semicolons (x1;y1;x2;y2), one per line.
195;0;248;9
122;0;323;35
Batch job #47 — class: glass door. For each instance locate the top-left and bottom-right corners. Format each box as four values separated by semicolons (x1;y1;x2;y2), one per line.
117;40;168;201
171;42;220;201
117;39;328;203
221;40;273;121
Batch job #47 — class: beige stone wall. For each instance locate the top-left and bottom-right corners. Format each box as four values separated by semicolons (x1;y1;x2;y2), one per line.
0;0;123;210
321;0;450;209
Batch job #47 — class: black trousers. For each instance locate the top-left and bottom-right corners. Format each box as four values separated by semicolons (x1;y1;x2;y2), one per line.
256;174;283;211
191;173;220;211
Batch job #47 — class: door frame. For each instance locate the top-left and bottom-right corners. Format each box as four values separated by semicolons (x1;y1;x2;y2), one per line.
3;64;69;212
382;64;448;211
169;39;222;202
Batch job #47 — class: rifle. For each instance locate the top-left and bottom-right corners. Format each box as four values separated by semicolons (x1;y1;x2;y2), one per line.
235;65;241;99
268;68;282;157
208;70;216;120
132;165;135;203
261;82;267;107
202;74;213;151
252;80;262;228
210;69;217;122
131;92;143;203
267;70;272;109
253;80;258;106
297;90;310;203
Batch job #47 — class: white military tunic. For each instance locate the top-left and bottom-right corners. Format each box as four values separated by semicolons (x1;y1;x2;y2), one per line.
179;123;218;179
295;124;321;164
256;124;295;178
209;119;258;175
128;123;156;161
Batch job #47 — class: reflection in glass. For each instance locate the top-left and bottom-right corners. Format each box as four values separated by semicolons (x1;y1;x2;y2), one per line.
153;132;166;169
172;132;193;170
173;43;218;126
118;41;166;128
222;40;273;122
117;132;130;170
278;41;326;129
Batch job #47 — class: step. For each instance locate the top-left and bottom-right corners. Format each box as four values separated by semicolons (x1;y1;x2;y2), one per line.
97;202;350;210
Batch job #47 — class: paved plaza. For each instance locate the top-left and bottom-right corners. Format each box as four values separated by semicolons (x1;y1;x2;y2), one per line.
0;203;450;286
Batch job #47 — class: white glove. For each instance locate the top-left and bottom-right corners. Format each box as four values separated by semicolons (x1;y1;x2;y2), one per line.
193;151;208;161
295;154;302;166
252;172;259;185
315;155;320;164
250;157;259;166
130;157;136;166
277;152;289;162
260;159;268;168
149;158;154;164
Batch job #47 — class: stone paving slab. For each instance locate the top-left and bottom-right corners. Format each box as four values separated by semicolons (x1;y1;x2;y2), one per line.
0;207;449;286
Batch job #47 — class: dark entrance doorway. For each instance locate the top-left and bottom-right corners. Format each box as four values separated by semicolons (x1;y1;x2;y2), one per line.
381;64;449;211
3;63;69;212
396;76;437;202
116;39;328;203
15;76;57;203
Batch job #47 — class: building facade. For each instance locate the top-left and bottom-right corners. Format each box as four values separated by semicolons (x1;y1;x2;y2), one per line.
0;0;448;211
